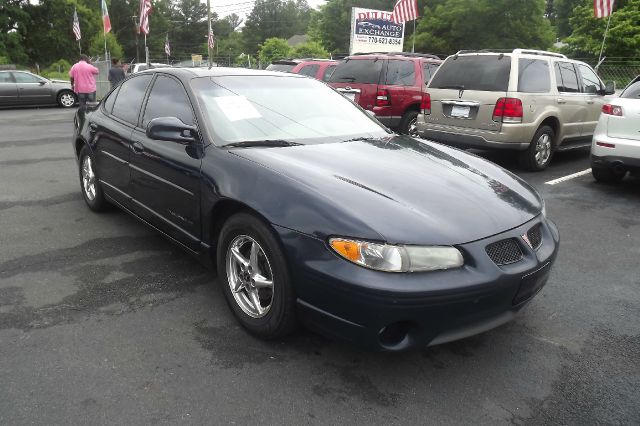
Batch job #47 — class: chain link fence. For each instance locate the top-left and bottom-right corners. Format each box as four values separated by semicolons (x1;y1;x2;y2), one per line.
574;58;639;90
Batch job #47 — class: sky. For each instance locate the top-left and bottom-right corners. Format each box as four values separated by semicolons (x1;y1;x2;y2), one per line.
210;0;327;20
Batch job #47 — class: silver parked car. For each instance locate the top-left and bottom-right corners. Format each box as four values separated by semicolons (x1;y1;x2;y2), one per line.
0;70;77;108
591;76;640;183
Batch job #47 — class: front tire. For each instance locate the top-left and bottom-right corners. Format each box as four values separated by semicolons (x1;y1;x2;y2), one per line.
217;213;297;339
398;110;419;136
57;90;77;108
78;145;109;212
518;125;555;171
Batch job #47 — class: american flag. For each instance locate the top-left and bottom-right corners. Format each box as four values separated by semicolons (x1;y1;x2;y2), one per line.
594;0;614;18
101;0;111;33
139;0;152;35
72;8;81;41
164;34;170;56
390;0;419;24
208;31;215;50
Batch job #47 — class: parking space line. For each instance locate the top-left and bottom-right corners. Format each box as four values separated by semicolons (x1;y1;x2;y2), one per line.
545;169;592;185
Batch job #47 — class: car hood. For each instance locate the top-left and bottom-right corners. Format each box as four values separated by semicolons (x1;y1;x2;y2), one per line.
231;136;542;245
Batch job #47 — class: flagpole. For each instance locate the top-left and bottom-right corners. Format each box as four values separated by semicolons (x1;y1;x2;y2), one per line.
412;19;416;53
78;40;82;55
207;0;212;69
596;10;613;70
145;34;149;65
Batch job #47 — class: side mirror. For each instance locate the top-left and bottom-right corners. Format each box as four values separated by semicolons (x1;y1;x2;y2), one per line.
146;117;197;144
603;81;616;95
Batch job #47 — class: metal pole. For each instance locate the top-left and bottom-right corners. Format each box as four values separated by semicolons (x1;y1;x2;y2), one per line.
207;0;212;69
412;19;416;53
78;40;82;55
597;11;613;70
145;34;149;64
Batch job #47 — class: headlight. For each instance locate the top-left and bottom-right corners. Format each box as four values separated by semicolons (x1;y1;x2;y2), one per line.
329;238;464;272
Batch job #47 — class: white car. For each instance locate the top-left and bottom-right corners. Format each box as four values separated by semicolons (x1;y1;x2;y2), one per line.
128;63;169;74
591;76;640;183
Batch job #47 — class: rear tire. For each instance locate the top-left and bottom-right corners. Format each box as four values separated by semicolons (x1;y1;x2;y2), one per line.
592;166;625;184
217;213;297;339
57;90;77;108
518;125;555;171
398;110;419;137
78;145;109;212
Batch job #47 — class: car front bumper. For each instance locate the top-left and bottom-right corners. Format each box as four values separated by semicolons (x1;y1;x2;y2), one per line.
274;216;560;351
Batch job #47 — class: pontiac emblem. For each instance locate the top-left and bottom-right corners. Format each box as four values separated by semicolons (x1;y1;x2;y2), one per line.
521;233;533;249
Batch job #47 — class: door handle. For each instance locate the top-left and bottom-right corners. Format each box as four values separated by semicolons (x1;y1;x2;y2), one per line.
132;141;144;154
557;98;566;104
586;100;595;104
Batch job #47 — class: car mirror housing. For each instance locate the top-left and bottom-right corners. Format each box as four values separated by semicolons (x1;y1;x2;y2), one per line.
604;81;616;95
146;117;197;144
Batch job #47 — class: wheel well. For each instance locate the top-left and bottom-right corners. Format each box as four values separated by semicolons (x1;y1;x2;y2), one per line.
75;138;86;159
209;199;268;255
405;103;420;114
539;117;560;143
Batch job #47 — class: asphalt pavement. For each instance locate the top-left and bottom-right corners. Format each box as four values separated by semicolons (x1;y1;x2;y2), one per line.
0;107;638;425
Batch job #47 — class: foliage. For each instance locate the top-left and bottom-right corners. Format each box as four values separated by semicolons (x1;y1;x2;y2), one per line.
413;0;554;55
243;0;312;54
292;41;329;58
45;59;72;73
41;71;70;80
88;32;124;60
562;0;640;57
258;37;292;65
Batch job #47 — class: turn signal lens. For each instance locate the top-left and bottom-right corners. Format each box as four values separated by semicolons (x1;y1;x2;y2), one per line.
329;238;464;273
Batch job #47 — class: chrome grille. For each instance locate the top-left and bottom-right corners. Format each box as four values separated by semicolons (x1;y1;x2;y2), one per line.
486;238;523;265
527;224;542;250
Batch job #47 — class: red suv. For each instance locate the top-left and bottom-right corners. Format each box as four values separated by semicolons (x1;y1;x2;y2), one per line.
266;59;338;82
328;52;442;135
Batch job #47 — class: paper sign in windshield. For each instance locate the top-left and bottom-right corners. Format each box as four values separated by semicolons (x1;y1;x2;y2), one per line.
214;96;262;121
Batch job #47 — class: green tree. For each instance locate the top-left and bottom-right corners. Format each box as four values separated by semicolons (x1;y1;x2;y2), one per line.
413;0;554;55
242;0;312;54
292;41;328;58
88;32;124;59
0;0;29;64
563;0;640;57
258;37;292;65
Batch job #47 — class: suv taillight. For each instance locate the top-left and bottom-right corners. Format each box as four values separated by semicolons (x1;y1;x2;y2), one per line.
602;104;623;116
376;89;390;107
492;97;523;123
421;92;431;115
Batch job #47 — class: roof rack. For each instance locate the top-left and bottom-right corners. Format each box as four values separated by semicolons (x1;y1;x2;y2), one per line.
455;49;566;59
351;52;440;60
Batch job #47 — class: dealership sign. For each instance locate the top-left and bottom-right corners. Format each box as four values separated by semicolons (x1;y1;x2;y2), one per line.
349;7;405;55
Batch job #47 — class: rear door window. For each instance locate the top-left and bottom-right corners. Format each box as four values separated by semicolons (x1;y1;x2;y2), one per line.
111;74;152;125
429;55;510;91
385;60;415;86
299;64;320;78
577;64;601;94
518;59;551;93
329;59;383;84
555;62;580;93
322;65;336;81
103;85;120;114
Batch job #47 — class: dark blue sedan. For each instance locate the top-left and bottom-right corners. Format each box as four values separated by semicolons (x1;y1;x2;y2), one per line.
72;67;559;350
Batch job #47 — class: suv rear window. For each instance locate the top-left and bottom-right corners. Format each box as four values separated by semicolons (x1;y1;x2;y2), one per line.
329;59;383;84
429;55;511;92
266;63;296;73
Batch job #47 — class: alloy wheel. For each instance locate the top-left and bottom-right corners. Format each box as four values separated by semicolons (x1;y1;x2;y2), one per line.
81;155;96;201
60;93;75;107
226;235;274;318
535;133;551;166
408;117;419;137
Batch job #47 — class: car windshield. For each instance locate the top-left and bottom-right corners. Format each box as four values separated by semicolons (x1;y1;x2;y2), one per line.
429;55;511;92
265;63;296;73
329;59;383;84
191;75;389;146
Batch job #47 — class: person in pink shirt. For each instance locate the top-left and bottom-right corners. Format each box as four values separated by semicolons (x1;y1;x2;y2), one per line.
69;55;99;108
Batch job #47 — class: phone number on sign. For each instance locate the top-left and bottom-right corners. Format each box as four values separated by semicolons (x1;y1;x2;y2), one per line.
367;36;402;45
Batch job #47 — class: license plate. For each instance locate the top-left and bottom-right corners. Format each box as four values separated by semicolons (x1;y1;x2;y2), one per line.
513;262;551;305
343;92;356;102
450;105;470;118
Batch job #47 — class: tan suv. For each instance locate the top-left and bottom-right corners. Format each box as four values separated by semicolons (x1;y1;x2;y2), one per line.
416;49;615;170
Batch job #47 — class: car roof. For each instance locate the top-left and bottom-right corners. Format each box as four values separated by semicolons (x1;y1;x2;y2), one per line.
138;67;308;80
346;52;441;61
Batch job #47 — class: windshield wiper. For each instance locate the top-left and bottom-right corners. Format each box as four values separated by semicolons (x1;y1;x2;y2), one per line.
437;84;465;90
221;139;301;148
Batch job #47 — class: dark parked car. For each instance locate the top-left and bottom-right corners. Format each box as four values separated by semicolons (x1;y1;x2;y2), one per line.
328;52;442;135
72;67;559;350
0;70;77;108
